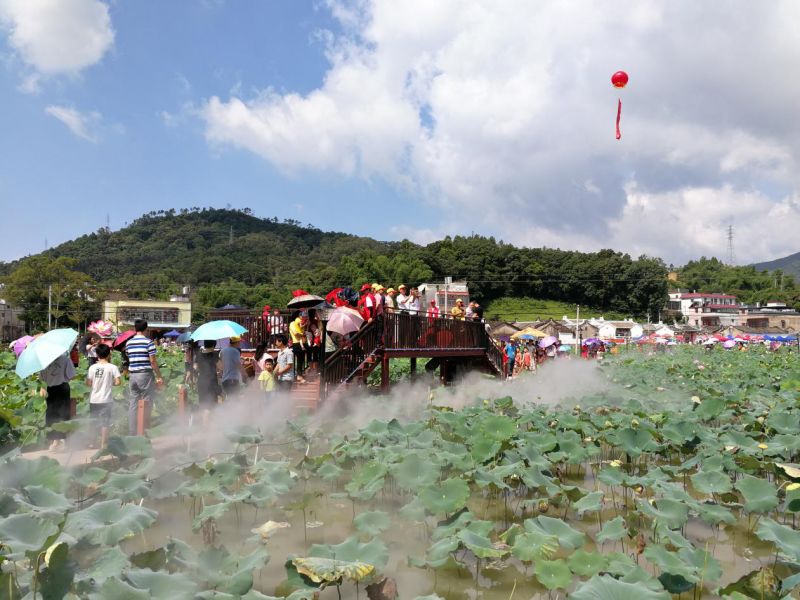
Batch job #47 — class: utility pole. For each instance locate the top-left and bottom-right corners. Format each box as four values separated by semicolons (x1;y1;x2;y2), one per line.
47;284;52;330
575;305;580;355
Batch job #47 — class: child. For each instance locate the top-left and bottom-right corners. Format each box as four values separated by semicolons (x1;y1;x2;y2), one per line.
86;344;121;448
258;357;276;398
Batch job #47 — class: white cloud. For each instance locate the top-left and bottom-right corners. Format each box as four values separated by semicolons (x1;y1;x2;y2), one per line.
45;105;101;142
198;0;800;264
0;0;114;78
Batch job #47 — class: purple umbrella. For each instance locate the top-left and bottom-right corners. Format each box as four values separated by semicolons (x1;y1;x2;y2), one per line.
11;335;34;357
539;336;558;349
582;338;601;346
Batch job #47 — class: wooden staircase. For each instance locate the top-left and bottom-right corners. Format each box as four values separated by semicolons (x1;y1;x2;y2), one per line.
291;365;322;413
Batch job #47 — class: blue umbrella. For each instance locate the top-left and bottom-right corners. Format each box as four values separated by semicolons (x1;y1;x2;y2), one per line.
190;320;247;341
518;334;536;340
176;331;193;344
15;328;78;379
163;329;181;338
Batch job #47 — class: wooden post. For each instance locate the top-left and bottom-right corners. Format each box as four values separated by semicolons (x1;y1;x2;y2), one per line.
178;384;187;423
440;358;448;384
136;400;150;436
409;357;417;377
381;354;390;393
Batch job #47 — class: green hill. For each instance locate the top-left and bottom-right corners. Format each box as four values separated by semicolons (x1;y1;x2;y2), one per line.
1;208;670;325
753;251;800;279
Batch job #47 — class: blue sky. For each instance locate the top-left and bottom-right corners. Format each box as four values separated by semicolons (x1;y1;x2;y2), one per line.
2;1;800;265
0;1;422;261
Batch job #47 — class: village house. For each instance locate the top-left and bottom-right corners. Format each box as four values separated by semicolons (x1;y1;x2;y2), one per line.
668;291;740;328
103;297;192;334
418;280;470;314
738;301;800;332
0;296;25;342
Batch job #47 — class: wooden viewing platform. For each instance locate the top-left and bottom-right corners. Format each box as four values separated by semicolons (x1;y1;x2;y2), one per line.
206;310;503;413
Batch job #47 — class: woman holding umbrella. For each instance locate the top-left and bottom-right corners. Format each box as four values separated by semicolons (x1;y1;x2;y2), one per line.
15;329;78;451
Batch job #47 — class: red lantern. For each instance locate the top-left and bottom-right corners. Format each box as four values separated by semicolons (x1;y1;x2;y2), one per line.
611;71;628;88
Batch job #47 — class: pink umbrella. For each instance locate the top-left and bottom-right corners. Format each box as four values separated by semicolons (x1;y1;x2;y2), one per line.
326;306;364;336
11;335;34;357
723;339;737;349
538;336;558;349
112;330;136;350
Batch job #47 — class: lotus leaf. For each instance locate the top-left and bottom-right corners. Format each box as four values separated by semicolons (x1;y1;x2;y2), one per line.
596;516;628;543
292;557;374;584
100;435;152;459
456;528;507;559
410;536;460;569
398;496;426;522
353;510;391;537
99;471;150;502
0;513;59;559
510;530;558;561
691;469;733;494
224;425;264;444
89;577;151;600
393;452;440;490
66;500;157;545
17;484;72;513
638;498;689;530
534;558;572;589
526;516;585;550
573;491;604;514
610;427;658;458
124;569;198;599
196;546;269;595
419;478;470;514
0;456;67;492
79;546;130;583
568;549;608;577
571;575;670;600
735;475;779;513
309;535;388;569
756;517;800;563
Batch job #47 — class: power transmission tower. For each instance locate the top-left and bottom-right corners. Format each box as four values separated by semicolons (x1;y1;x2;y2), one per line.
726;224;735;265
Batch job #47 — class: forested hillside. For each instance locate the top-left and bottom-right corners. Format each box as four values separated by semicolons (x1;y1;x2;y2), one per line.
2;208;670;323
753;251;800;279
676;257;800;306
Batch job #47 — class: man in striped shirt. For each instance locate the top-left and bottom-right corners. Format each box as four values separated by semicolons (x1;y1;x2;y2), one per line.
126;319;164;434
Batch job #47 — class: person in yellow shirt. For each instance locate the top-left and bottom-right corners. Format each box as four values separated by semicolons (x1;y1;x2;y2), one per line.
450;298;466;320
288;314;307;383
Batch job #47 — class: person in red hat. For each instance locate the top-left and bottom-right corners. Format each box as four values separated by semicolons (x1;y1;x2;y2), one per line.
357;283;377;323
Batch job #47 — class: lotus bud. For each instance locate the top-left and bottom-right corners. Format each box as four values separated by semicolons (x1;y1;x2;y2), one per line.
691;396;701;404
634;485;643;494
787;483;800;491
584;437;593;443
537;501;550;513
756;416;765;423
758;443;768;450
609;459;622;468
604;421;613;428
631;418;639;428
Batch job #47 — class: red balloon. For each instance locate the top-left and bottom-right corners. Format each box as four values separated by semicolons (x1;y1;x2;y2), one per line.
611;70;629;88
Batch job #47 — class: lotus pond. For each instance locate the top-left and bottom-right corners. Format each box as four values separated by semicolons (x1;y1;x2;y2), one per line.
2;346;800;599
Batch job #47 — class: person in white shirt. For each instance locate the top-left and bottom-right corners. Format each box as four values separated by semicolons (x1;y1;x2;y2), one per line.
396;285;409;312
86;344;121;448
385;288;396;311
406;288;421;314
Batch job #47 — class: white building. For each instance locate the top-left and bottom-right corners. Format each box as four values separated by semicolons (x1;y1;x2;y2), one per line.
668;292;740;328
588;318;644;340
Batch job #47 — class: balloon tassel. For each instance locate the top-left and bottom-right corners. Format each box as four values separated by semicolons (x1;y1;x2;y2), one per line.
615;98;622;140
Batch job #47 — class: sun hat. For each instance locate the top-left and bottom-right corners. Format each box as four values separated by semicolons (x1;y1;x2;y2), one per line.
398;284;407;290
360;283;372;292
456;298;464;304
230;336;241;343
386;288;395;294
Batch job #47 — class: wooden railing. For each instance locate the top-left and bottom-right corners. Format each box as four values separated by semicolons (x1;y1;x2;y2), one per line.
383;312;488;350
322;320;381;386
486;342;505;375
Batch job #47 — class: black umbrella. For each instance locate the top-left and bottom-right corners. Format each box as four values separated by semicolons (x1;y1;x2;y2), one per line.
287;294;325;309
